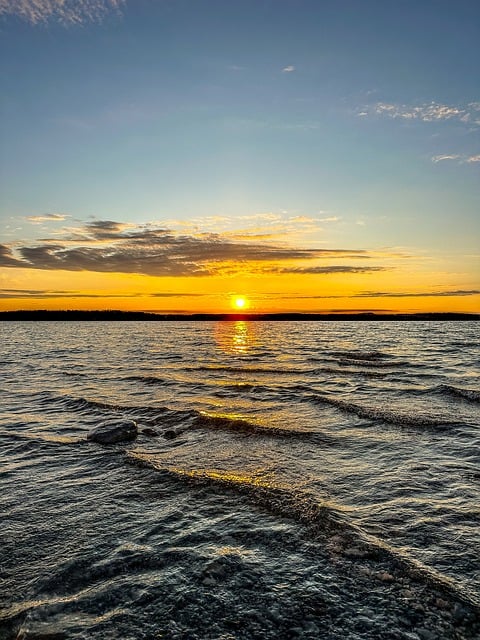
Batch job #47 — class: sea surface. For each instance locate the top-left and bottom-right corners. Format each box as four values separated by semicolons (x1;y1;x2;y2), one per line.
1;320;479;640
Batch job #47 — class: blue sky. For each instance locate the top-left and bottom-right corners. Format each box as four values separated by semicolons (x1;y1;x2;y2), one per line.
0;0;479;312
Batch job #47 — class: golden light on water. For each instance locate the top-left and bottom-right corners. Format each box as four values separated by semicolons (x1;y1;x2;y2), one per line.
215;320;257;355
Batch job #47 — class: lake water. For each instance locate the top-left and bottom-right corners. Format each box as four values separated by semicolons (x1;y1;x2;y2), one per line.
1;320;479;639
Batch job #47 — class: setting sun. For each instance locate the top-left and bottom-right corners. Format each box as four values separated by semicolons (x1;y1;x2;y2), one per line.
232;295;249;310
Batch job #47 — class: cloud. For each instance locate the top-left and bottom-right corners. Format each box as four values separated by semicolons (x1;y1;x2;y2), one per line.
361;101;480;125
355;289;480;298
268;289;480;300
0;0;124;24
0;244;24;267
0;220;383;277
432;153;480;164
0;288;208;299
282;65;296;73
267;265;387;275
0;288;135;299
431;155;462;163
26;213;69;223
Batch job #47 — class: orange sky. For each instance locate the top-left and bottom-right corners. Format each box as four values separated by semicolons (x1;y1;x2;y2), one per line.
1;216;479;313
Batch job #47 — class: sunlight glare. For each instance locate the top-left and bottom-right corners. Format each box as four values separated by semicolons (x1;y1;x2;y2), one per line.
232;295;248;310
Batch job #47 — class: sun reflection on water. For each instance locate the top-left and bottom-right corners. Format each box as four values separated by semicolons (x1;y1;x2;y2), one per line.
214;321;257;356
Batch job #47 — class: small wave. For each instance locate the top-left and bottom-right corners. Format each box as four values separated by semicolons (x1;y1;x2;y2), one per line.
29;391;193;426
335;358;406;368
329;350;390;361
183;364;306;375
127;453;347;533
124;375;178;387
27;391;328;442
307;393;457;428
192;412;336;442
438;385;480;403
316;366;390;379
214;382;278;397
126;454;480;610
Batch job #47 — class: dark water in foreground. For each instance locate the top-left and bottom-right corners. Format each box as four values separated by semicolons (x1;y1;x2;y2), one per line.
1;320;479;640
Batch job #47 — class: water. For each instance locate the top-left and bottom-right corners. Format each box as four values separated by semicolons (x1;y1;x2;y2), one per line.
1;320;479;640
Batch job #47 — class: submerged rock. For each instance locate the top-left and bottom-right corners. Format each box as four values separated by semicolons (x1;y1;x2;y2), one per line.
87;419;138;444
141;427;159;437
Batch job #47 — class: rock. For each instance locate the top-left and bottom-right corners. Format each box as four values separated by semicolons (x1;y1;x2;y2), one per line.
87;419;137;444
434;597;450;610
203;559;228;579
376;571;395;582
417;629;437;640
141;427;159;437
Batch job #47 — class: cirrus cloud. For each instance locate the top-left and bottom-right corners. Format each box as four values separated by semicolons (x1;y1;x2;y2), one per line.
0;0;124;24
360;100;480;125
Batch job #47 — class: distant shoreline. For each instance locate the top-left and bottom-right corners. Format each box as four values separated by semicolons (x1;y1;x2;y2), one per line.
0;310;478;321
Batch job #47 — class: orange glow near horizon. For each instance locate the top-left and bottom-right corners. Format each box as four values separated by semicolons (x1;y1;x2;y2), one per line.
0;266;479;314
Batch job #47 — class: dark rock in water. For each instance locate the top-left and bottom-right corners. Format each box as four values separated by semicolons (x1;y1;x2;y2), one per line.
87;420;138;444
163;429;178;439
141;427;159;437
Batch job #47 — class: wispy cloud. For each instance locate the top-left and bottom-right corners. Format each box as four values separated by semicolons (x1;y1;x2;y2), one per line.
282;65;296;73
431;154;462;163
432;154;480;164
26;213;69;223
0;220;388;278
0;288;206;299
274;289;480;300
265;265;387;275
360;101;480;125
0;0;124;25
356;289;480;298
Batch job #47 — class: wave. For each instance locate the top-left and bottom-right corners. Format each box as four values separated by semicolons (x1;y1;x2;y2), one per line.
27;391;333;442
438;385;480;403
124;375;179;387
182;364;307;375
306;393;458;428
126;453;480;610
329;350;391;361
335;358;406;368
191;412;336;443
315;366;391;378
28;389;460;439
127;453;350;533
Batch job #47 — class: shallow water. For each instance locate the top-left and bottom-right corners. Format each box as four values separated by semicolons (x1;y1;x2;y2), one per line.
1;320;479;639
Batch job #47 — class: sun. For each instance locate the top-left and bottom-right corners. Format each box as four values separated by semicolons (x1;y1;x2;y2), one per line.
231;295;249;310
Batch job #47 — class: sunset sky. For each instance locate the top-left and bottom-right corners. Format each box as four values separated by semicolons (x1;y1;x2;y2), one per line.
0;0;479;313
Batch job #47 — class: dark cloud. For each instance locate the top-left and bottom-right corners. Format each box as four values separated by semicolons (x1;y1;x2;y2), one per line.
271;265;387;274
1;221;382;277
0;244;25;267
0;289;208;299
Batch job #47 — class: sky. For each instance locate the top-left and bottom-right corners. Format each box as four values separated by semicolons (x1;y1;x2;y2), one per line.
0;0;479;313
